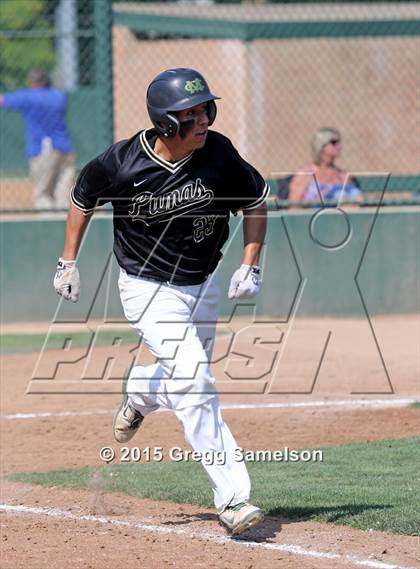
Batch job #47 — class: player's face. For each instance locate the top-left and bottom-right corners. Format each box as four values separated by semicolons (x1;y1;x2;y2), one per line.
176;103;209;150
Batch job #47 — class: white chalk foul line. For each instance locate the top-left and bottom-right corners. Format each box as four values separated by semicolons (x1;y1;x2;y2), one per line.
220;398;417;411
1;398;417;420
1;410;112;420
0;503;414;569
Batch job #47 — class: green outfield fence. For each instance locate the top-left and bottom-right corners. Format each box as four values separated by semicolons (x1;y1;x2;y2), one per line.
1;208;419;321
0;0;419;210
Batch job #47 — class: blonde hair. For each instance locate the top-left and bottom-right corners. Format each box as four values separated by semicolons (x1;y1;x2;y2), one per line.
311;127;341;164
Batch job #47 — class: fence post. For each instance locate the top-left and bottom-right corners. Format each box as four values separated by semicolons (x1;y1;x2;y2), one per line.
93;0;113;151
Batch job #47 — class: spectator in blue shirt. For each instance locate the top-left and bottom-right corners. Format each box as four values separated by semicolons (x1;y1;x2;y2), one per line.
0;68;75;209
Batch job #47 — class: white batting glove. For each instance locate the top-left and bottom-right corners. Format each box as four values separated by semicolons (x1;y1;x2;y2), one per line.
53;258;80;302
228;264;261;300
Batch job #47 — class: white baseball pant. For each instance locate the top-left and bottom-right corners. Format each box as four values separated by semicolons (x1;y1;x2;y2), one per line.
118;269;251;512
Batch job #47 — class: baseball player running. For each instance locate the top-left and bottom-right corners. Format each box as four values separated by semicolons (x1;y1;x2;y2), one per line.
54;68;269;536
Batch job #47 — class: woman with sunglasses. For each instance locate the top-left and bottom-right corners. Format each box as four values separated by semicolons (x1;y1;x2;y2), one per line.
289;127;361;204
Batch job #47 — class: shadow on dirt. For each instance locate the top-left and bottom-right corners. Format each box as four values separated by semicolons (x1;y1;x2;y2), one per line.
161;511;281;541
267;503;391;523
160;503;390;542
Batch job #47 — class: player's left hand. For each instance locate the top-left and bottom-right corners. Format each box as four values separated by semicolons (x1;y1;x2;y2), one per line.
53;258;80;302
228;264;261;299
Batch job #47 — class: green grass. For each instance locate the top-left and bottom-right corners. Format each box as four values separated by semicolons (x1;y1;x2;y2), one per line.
10;437;420;535
0;330;139;355
411;401;420;409
0;329;229;355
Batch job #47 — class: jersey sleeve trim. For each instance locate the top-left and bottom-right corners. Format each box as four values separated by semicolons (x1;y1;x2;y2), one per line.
241;183;270;210
70;187;96;214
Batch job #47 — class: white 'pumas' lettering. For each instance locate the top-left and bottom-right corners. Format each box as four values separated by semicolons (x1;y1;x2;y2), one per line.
129;178;213;224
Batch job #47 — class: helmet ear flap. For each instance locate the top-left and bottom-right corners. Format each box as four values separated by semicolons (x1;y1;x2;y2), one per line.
154;113;180;138
163;113;180;137
207;101;217;126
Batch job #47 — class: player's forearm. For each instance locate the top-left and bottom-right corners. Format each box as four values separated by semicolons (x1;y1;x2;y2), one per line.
241;203;267;265
62;204;93;260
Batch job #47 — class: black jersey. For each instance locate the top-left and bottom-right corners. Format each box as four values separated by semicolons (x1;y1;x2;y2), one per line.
71;129;269;285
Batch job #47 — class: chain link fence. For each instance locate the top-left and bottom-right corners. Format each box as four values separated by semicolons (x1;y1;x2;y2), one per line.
1;1;419;210
0;0;111;209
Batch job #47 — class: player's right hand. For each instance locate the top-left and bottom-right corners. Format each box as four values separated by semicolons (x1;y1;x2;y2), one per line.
53;258;80;302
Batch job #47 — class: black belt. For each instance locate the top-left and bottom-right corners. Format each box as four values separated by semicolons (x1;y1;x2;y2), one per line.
125;271;208;286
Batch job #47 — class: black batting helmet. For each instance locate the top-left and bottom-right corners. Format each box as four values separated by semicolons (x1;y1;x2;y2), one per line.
146;68;220;138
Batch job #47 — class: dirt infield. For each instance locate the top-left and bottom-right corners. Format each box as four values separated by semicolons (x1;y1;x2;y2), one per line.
1;315;419;569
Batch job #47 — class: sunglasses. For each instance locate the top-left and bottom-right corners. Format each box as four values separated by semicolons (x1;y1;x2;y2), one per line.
329;139;341;145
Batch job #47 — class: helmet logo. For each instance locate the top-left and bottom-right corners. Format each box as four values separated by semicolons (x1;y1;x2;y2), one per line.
184;78;205;95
